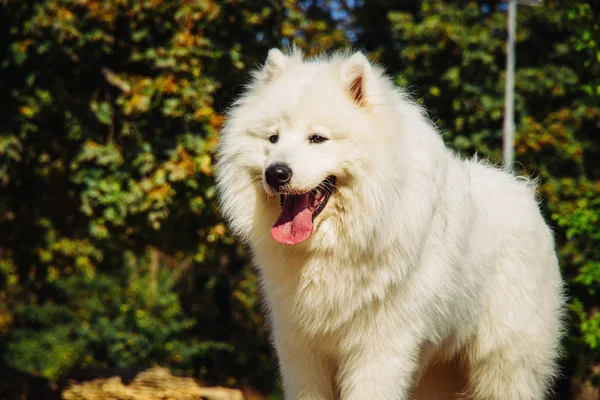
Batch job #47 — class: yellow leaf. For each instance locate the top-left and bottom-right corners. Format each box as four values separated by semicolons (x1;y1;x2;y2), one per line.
199;154;212;175
281;23;296;37
194;106;214;119
19;106;35;117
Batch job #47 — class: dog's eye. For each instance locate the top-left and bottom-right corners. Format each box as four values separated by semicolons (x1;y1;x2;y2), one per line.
309;134;328;144
268;134;279;144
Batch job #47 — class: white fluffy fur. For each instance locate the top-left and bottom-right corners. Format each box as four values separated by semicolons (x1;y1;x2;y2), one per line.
215;48;566;400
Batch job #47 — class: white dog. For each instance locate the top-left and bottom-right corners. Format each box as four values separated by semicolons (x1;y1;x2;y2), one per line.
215;48;565;400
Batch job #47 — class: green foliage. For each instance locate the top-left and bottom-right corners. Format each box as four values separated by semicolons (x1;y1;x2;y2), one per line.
5;251;216;382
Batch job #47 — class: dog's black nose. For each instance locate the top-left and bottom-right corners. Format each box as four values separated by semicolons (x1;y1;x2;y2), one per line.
265;164;292;188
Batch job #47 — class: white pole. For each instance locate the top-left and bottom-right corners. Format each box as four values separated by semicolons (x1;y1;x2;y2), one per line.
503;0;517;171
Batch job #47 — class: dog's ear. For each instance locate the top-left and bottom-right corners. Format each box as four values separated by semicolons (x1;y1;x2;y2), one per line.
261;48;288;82
341;52;371;107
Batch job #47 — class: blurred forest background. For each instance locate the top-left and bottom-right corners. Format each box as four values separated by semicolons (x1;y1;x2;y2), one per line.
1;0;599;399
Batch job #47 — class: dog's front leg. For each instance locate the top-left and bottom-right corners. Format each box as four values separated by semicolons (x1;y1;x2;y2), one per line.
275;334;336;400
337;333;420;400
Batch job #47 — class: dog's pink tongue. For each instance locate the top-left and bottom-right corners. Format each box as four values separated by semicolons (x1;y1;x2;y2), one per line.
271;194;314;245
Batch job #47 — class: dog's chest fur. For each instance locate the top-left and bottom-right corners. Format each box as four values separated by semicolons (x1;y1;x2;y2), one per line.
257;247;406;337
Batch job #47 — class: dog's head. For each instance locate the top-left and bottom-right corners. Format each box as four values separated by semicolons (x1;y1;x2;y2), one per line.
216;49;412;249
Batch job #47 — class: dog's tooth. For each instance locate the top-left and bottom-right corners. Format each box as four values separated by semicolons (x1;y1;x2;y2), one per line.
314;190;322;201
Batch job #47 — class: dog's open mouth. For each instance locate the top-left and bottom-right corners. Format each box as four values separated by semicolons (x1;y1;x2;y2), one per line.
270;176;336;245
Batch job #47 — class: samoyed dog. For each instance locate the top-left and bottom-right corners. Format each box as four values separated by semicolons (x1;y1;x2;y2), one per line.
215;48;565;400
